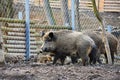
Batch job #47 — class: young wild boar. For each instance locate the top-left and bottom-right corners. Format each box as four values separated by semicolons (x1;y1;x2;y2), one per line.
37;54;52;63
41;30;97;66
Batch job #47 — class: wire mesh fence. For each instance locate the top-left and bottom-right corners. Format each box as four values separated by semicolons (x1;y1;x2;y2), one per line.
0;0;120;55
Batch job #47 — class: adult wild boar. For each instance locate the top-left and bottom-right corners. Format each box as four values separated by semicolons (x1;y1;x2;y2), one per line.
95;31;119;64
83;31;103;64
41;30;97;66
83;30;118;64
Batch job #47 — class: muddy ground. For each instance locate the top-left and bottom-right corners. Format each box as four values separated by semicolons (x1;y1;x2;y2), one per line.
0;64;120;80
0;12;120;80
0;59;120;80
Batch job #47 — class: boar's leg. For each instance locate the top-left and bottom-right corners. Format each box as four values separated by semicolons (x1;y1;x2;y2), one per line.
77;47;90;66
89;54;95;65
71;51;79;64
60;56;66;65
53;54;59;65
82;56;89;66
89;54;102;65
71;54;78;64
111;51;114;64
89;46;102;65
104;52;114;64
96;50;102;64
89;49;97;65
53;53;66;65
104;53;108;64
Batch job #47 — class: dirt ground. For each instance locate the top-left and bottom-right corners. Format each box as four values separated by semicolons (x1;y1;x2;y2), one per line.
0;59;120;80
0;53;119;80
0;12;119;80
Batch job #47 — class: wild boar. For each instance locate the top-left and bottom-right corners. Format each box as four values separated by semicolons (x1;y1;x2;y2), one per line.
41;30;97;66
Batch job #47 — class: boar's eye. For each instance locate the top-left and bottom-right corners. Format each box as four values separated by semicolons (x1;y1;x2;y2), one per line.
45;38;52;43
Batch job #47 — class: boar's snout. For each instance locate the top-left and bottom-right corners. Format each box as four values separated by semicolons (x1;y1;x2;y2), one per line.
41;47;47;52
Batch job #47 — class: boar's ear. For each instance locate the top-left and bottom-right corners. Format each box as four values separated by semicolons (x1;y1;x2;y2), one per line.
49;32;54;39
49;32;57;41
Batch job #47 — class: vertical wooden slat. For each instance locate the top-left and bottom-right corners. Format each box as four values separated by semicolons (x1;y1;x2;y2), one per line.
68;0;71;10
99;0;104;12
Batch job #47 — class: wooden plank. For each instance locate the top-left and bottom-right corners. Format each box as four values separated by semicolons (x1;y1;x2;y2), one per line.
80;1;92;4
6;40;25;44
7;32;39;37
2;35;36;41
104;1;120;4
6;53;37;55
50;3;61;6
99;0;104;12
104;7;120;9
5;23;25;28
30;24;71;29
30;33;40;37
1;27;35;33
0;18;35;24
4;22;70;30
1;27;26;32
104;9;120;11
50;1;60;3
50;1;61;8
104;9;120;12
6;53;24;55
104;0;120;12
3;44;37;49
104;4;120;6
6;40;43;45
8;32;25;36
7;48;38;53
80;4;92;7
79;7;93;10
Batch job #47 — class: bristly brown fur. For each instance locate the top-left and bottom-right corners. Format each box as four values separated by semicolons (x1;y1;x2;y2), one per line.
41;30;97;66
83;31;119;64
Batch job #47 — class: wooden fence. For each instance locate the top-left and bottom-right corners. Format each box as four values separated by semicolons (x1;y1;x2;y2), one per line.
1;18;71;56
2;23;38;55
104;0;120;12
48;0;120;12
14;0;120;12
77;0;120;12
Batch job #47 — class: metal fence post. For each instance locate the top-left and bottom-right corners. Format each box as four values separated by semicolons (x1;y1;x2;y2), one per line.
18;12;23;20
107;25;112;33
71;0;75;30
25;0;30;60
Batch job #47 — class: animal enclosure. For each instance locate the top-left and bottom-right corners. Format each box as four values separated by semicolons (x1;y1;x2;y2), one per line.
0;0;120;80
0;0;120;56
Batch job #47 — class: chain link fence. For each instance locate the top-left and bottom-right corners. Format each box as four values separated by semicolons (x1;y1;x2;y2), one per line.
0;0;120;55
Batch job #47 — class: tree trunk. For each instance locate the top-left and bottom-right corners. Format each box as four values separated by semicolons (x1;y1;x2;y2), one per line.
91;0;112;64
43;0;56;25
